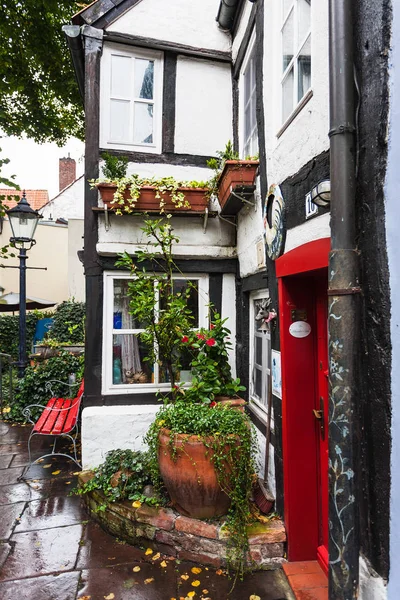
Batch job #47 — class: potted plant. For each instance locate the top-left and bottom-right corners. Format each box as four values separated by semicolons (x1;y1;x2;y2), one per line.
118;217;256;576
92;152;210;215
207;141;259;214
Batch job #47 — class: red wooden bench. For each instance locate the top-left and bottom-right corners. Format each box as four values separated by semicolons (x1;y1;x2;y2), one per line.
21;380;84;478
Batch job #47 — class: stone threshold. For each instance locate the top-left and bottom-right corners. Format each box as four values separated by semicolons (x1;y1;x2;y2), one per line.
78;471;287;570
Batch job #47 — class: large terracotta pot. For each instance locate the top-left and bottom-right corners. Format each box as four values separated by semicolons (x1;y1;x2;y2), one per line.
214;396;246;413
217;160;259;213
158;428;237;519
97;183;209;213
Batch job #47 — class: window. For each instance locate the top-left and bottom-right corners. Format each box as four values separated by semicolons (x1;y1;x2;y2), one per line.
241;34;258;158
249;291;271;422
281;0;311;123
100;44;163;153
102;272;209;394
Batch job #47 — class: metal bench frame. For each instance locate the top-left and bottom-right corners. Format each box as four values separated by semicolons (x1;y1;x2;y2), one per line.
21;379;84;479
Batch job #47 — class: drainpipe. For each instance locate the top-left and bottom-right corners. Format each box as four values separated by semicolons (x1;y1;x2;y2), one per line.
216;0;241;30
328;1;360;599
62;25;85;102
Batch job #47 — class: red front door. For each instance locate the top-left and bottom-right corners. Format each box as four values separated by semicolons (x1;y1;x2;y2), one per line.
315;278;329;573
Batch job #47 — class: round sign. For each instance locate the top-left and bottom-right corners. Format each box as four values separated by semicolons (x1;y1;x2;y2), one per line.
289;321;311;338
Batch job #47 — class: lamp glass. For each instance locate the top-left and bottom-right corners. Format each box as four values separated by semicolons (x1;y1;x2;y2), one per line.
9;210;40;242
311;180;331;207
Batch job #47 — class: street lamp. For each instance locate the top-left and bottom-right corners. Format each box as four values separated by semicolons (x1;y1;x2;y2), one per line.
6;192;42;377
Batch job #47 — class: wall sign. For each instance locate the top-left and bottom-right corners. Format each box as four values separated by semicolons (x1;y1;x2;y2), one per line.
264;183;286;260
289;321;312;338
305;191;318;219
271;349;282;399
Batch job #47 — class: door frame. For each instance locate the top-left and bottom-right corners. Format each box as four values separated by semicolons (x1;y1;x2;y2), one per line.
276;238;330;561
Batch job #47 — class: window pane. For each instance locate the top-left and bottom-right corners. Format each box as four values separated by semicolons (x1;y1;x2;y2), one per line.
159;279;199;328
113;279;147;329
134;59;154;99
298;35;311;101
111;54;131;98
110;99;130;142
282;67;294;121
298;0;311;43
112;334;153;385
282;9;294;71
254;367;262;398
133;102;153;144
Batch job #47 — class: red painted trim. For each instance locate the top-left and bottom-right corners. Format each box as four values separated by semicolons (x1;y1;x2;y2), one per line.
276;238;330;277
317;545;329;576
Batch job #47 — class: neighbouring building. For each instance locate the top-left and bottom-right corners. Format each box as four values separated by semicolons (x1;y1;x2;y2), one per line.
63;1;396;598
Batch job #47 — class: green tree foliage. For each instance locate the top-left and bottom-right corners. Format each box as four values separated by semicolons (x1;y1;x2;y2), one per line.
0;1;86;145
0;311;48;360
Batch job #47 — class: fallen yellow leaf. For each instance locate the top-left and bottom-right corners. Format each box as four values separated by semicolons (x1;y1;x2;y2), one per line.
160;560;168;568
249;596;261;600
132;500;142;508
144;578;154;584
37;458;44;463
216;569;223;575
152;552;161;561
78;596;91;600
132;566;141;572
202;590;209;594
52;470;61;475
73;471;81;475
65;481;71;485
191;567;202;575
187;593;196;598
104;594;115;600
181;574;189;580
145;548;153;555
191;580;201;587
42;464;52;469
2;407;11;413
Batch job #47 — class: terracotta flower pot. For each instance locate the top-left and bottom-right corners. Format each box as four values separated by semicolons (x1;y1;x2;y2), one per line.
214;396;246;413
158;428;237;519
217;160;259;212
97;183;209;213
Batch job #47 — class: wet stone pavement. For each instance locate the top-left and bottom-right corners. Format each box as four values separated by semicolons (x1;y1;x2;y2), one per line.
0;421;294;600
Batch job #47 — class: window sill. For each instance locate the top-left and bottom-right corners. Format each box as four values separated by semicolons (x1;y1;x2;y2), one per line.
249;397;268;426
276;89;314;139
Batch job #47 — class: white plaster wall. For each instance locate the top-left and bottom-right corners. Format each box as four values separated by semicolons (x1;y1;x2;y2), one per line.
41;176;84;221
175;57;233;156
68;219;85;302
97;212;236;258
232;1;253;62
386;3;400;597
221;273;237;377
119;161;213;182
236;181;266;277
81;404;160;469
254;427;276;499
359;555;387;600
284;213;331;254
106;0;230;54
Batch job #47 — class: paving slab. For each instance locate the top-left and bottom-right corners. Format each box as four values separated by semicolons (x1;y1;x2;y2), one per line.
0;541;11;568
0;455;14;469
77;520;145;569
0;571;81;600
0;481;45;504
14;495;85;532
0;524;83;581
0;501;26;539
78;563;179;600
0;466;24;486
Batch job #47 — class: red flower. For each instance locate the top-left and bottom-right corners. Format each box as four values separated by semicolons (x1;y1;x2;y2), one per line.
181;336;189;343
196;333;205;340
206;338;216;347
210;324;215;330
209;401;217;408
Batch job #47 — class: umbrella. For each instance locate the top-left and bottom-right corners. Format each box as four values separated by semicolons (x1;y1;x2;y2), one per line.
0;292;57;313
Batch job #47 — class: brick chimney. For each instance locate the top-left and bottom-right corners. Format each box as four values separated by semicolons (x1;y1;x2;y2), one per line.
59;154;76;191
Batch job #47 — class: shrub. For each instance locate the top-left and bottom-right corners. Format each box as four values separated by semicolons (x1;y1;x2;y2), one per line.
0;311;48;360
48;300;85;344
2;351;84;422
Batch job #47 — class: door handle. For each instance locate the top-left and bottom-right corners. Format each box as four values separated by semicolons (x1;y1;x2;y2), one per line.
313;397;325;440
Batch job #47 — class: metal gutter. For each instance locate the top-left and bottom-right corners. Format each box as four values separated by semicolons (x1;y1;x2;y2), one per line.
328;0;360;598
62;25;85;103
216;0;241;31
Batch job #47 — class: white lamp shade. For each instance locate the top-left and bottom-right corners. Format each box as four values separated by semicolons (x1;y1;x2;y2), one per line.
311;180;331;207
6;193;41;245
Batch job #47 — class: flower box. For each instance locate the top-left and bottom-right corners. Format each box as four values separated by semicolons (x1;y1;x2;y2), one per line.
217;160;259;213
97;183;209;213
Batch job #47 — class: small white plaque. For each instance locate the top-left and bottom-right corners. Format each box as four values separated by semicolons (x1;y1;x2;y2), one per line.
305;191;318;219
289;321;312;338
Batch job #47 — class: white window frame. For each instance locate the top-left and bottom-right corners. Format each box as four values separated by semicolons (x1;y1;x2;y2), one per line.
280;0;312;125
102;271;209;395
239;30;258;159
100;43;164;153
249;289;271;424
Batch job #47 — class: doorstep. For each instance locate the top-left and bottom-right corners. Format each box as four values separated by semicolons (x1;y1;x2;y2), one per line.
283;561;328;600
79;471;287;570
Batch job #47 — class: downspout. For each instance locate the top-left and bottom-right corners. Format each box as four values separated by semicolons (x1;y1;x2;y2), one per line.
216;0;241;30
328;1;360;599
62;25;85;102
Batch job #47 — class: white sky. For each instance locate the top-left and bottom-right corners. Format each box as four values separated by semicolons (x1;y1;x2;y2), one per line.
0;135;85;200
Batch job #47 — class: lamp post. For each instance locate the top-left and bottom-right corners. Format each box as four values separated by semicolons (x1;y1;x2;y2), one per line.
6;192;42;377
